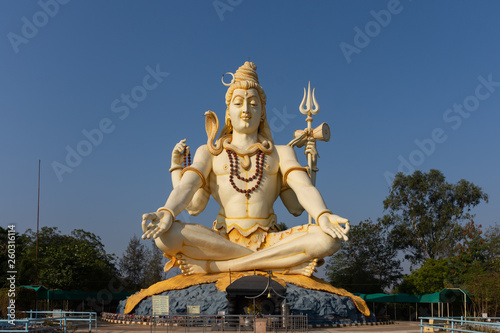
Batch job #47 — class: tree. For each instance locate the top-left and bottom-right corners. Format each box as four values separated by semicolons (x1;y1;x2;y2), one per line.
398;223;500;316
381;170;488;266
397;258;451;294
483;224;500;271
276;222;288;231
0;226;25;288
466;272;500;317
452;221;489;277
326;219;403;293
450;223;500;316
0;287;37;318
17;227;118;290
119;235;148;291
143;240;165;286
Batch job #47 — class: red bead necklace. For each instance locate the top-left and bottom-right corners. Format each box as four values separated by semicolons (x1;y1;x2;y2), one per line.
226;149;265;198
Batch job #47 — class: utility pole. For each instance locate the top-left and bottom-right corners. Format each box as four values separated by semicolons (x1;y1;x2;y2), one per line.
36;160;40;284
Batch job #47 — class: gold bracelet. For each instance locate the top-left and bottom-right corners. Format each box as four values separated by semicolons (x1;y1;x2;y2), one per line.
282;166;308;187
316;209;332;223
157;207;175;220
180;166;207;188
169;166;183;173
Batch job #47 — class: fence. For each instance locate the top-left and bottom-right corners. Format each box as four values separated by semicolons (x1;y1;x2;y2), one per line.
102;312;308;332
419;316;500;332
0;310;97;332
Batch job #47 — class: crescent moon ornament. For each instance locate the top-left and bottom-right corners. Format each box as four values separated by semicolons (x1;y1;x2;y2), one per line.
221;72;235;87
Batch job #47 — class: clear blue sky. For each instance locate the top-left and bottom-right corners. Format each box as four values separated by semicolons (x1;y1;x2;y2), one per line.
1;1;499;261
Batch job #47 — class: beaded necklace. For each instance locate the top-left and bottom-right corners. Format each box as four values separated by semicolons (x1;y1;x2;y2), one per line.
183;151;192;167
226;149;265;198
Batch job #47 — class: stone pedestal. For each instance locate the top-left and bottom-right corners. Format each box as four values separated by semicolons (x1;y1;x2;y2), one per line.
119;280;371;324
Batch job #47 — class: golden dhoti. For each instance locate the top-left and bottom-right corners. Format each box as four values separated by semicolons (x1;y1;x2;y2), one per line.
213;214;310;251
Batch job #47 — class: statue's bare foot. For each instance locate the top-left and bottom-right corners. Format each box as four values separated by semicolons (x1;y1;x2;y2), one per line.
176;254;212;275
277;258;318;277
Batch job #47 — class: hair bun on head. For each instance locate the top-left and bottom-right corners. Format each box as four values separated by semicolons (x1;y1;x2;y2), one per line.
234;62;259;85
224;61;266;107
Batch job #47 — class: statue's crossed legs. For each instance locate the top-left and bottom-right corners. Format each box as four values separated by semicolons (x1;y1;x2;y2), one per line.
155;221;341;276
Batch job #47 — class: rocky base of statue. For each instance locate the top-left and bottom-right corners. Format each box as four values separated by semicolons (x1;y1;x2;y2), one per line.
117;283;225;317
118;272;371;324
117;283;371;324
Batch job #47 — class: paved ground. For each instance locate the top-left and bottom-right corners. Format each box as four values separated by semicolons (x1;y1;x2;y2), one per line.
83;320;422;333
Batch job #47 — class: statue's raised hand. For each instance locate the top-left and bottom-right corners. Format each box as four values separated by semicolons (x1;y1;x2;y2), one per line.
141;210;173;239
318;214;350;241
171;139;189;167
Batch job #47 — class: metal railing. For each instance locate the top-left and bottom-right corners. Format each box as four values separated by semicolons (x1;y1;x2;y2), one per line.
419;316;500;332
0;310;97;332
102;312;308;332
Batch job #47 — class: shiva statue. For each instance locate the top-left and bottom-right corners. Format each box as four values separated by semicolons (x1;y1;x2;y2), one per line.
141;61;350;277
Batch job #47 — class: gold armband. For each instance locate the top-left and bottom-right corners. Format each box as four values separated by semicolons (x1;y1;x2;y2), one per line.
282;166;308;188
180;166;207;188
316;210;332;223
169;165;183;173
157;207;175;220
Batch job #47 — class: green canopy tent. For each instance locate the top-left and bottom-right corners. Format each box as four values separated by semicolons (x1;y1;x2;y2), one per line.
20;285;132;312
355;293;420;319
417;289;471;318
20;285;49;299
354;289;471;320
44;289;132;301
356;293;420;303
21;285;131;301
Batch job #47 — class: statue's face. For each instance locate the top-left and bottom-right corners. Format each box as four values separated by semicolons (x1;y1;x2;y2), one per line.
229;88;262;135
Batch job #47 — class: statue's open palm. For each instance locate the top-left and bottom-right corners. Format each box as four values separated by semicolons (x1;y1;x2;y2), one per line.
142;211;173;239
318;214;350;241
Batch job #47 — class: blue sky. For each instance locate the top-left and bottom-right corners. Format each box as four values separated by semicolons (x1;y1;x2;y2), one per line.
1;1;499;264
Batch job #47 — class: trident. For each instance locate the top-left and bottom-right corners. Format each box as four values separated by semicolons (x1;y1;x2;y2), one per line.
288;82;330;224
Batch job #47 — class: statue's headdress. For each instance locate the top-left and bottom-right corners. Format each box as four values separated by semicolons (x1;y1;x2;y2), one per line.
222;61;266;104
